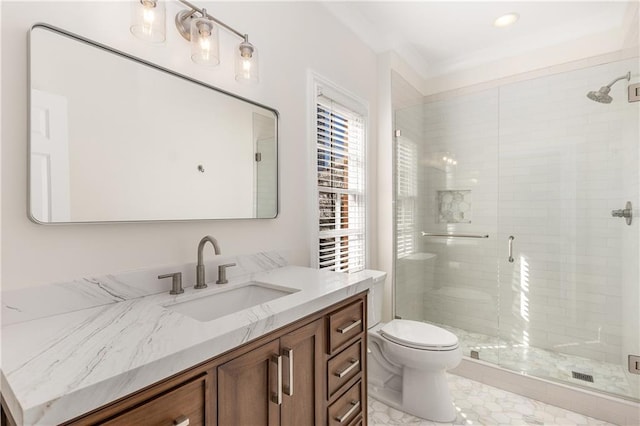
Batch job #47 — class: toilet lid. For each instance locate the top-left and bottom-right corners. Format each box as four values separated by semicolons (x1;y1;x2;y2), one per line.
380;320;458;350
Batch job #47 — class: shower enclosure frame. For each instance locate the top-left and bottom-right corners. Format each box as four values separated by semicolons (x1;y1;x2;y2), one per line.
391;57;640;404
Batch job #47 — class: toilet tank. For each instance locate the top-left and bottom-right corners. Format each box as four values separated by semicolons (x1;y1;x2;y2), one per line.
366;271;387;328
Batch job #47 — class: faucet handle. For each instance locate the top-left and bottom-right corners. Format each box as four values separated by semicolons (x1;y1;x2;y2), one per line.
216;263;237;285
158;272;184;295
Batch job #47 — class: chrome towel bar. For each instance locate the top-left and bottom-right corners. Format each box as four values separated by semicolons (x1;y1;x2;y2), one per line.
421;232;489;238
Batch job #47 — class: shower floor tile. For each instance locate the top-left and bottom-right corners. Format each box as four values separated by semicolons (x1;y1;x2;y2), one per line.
367;374;615;425
434;323;639;399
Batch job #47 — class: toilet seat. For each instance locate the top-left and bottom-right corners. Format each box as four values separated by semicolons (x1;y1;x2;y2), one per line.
379;320;459;351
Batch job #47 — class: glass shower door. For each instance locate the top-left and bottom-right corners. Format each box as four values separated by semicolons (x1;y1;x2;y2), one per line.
393;87;502;362
496;58;640;399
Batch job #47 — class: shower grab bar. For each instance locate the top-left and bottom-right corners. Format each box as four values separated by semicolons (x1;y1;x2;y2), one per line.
421;232;489;238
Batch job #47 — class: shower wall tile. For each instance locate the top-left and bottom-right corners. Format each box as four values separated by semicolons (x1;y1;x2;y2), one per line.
497;58;638;365
413;57;639;379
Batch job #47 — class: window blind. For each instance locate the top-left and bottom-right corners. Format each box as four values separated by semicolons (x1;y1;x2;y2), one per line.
396;138;417;258
316;95;365;273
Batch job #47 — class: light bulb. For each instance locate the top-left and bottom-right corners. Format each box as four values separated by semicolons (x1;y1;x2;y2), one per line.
199;36;210;60
143;7;155;23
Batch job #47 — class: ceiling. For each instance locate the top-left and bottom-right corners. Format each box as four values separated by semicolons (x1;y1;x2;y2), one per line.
322;1;636;80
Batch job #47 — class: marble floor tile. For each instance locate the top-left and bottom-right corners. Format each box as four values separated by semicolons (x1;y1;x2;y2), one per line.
367;374;615;426
434;323;638;400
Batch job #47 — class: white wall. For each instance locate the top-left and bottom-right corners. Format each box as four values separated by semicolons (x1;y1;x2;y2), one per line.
0;1;378;289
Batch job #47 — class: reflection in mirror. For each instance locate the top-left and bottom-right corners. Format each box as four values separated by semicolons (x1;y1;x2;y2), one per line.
29;24;278;223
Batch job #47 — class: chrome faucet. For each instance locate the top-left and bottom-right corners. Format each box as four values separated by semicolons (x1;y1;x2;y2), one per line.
195;235;221;289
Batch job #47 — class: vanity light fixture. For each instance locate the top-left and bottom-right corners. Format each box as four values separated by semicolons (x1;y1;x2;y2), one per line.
188;8;220;66
493;12;519;28
173;0;259;82
130;0;166;43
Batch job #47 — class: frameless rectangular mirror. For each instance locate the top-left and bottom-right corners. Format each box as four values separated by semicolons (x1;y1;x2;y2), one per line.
29;24;278;223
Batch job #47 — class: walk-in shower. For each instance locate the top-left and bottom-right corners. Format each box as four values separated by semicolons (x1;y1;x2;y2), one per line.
392;58;639;402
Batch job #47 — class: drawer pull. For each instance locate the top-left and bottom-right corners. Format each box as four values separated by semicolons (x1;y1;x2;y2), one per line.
271;355;283;405
283;347;294;396
337;319;362;334
335;358;360;378
173;415;189;426
335;400;360;423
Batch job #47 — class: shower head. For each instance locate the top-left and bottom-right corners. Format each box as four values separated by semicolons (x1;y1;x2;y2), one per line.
586;71;631;104
587;86;612;103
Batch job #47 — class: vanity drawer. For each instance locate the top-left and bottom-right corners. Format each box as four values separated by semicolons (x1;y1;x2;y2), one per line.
328;340;363;399
328;300;364;354
348;415;364;426
101;374;207;426
328;380;363;426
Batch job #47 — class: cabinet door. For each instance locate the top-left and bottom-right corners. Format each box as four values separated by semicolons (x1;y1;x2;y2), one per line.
280;318;324;426
218;339;281;426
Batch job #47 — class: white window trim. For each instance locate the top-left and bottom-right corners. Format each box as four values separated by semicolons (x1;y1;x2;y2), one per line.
307;71;370;271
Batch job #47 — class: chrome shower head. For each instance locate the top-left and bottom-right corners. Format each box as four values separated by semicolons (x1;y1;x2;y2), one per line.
586;71;631;104
587;86;612;104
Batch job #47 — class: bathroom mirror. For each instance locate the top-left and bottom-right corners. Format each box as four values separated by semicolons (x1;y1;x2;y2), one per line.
28;24;278;223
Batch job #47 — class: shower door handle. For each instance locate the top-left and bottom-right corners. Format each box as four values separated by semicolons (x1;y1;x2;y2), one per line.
508;236;515;263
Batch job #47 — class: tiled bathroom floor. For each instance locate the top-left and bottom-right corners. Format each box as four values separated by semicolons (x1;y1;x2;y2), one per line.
435;323;638;399
367;374;615;425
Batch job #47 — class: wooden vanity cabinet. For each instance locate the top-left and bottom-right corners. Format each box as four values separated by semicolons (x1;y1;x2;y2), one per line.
101;374;208;426
40;292;368;426
217;318;324;426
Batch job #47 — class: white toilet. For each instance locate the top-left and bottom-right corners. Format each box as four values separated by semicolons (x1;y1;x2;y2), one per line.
367;277;462;422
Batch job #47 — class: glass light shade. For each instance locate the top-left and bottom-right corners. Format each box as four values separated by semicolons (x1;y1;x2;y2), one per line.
130;0;166;43
235;41;259;83
190;17;219;66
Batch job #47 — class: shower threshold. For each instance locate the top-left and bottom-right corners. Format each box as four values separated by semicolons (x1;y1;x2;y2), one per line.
426;321;639;400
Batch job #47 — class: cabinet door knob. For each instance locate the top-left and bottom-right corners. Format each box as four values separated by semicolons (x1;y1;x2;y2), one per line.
337;319;362;334
335;400;360;423
173;415;189;426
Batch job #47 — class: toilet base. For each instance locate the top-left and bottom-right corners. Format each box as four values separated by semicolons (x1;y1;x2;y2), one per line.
402;367;456;422
367;323;461;423
368;370;457;423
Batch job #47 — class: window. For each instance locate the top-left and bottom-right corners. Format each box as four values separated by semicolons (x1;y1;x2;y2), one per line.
315;87;366;273
396;137;417;258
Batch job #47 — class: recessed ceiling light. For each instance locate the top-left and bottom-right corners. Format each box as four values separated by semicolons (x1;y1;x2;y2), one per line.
493;13;519;28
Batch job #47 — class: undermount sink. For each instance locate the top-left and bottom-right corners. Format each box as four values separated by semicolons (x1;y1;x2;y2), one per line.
164;282;298;322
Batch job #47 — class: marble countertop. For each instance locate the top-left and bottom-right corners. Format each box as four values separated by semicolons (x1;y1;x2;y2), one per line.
1;255;384;425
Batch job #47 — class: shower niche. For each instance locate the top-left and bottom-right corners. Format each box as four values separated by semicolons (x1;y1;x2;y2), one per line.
437;190;472;224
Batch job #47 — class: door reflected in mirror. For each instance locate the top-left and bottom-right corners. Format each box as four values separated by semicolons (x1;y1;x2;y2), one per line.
29;24;278;223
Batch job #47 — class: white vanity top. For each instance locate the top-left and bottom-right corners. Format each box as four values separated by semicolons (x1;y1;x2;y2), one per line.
1;254;385;425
